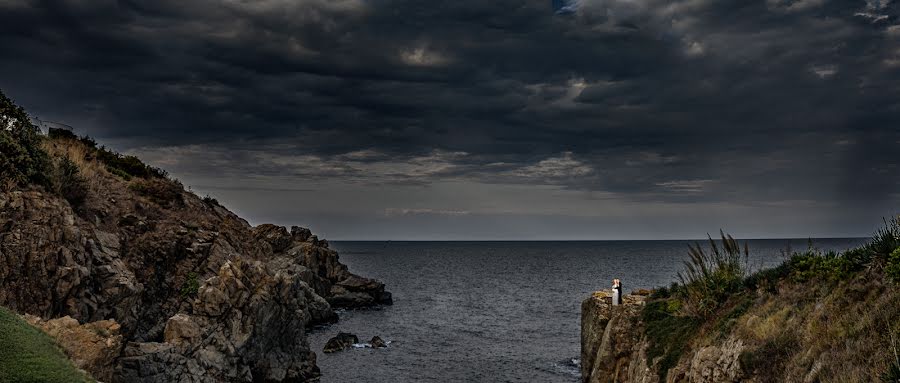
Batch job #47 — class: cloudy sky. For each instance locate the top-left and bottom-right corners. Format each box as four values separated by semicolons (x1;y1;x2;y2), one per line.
1;0;898;239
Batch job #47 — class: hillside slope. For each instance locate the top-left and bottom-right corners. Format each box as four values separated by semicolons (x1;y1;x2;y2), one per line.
582;228;900;383
0;90;391;382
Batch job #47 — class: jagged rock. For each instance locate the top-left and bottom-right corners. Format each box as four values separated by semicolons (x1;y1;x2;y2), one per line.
0;165;389;382
252;224;293;253
581;290;653;383
163;313;200;347
323;333;359;353
23;314;123;382
370;336;387;348
290;226;312;242
686;337;745;383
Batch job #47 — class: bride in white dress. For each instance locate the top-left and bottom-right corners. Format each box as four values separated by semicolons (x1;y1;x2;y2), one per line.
612;278;621;306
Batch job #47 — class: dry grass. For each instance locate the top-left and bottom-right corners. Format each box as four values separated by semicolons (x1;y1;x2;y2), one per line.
730;273;900;382
41;137;106;195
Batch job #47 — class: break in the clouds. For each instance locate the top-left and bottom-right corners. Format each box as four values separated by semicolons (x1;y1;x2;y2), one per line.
1;0;898;239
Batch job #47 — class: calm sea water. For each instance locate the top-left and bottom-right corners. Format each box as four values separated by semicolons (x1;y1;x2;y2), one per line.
309;238;867;382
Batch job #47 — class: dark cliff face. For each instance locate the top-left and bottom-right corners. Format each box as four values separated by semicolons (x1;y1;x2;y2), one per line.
0;138;390;382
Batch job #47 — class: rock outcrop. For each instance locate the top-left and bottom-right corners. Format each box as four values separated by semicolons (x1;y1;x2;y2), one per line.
580;292;763;383
323;332;360;353
0;151;391;382
581;290;654;383
22;314;123;382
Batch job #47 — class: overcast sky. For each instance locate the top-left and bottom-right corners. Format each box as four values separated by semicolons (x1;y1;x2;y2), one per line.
1;0;898;239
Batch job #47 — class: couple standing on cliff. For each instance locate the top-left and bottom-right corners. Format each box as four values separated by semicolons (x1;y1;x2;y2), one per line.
611;278;623;306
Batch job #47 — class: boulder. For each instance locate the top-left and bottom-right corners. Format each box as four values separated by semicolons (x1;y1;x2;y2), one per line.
23;314;123;382
324;332;359;353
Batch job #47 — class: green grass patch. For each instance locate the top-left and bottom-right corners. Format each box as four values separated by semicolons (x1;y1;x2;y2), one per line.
642;299;701;381
0;307;93;383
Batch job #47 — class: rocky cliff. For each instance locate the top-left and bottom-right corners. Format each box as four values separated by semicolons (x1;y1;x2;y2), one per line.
0;134;391;382
582;234;900;383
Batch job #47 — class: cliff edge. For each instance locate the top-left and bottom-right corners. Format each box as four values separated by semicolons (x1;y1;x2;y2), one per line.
582;230;900;383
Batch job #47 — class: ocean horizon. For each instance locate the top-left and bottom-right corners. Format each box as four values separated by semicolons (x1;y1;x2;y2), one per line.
310;238;868;382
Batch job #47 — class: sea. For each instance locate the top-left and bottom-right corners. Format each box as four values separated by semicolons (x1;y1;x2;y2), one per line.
309;238;867;382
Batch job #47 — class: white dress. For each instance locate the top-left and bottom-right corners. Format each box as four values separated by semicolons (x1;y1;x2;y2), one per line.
612;286;620;306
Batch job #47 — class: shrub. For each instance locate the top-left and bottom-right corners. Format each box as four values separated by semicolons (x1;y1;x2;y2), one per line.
129;178;183;207
886;248;900;283
743;262;790;293
787;250;858;283
202;195;219;207
181;272;200;297
47;127;78;141
93;145;168;180
49;156;88;207
676;231;749;318
0;89;51;187
868;217;900;260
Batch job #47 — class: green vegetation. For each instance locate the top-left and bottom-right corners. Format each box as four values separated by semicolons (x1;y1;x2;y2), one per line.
887;247;900;283
642;217;900;380
642;299;700;380
49;156;89;207
0;90;50;188
0;307;93;383
202;194;219;207
181;272;200;297
676;231;749;318
48;126;167;180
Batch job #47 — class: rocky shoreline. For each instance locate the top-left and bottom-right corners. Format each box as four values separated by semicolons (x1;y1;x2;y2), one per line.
1;181;390;381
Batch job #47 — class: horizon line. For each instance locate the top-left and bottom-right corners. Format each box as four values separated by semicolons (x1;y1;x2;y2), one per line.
326;236;870;242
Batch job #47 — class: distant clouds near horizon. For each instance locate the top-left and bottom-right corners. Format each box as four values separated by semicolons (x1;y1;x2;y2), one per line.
0;0;897;239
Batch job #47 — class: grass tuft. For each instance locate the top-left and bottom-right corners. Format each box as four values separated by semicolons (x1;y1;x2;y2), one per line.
676;231;749;318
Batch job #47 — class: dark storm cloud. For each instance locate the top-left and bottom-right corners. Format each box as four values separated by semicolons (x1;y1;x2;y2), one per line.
0;0;898;211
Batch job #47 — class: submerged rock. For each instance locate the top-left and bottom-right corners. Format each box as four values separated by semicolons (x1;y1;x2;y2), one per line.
324;332;360;353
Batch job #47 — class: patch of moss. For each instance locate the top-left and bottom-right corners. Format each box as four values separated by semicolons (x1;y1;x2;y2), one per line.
0;307;93;383
642;299;701;381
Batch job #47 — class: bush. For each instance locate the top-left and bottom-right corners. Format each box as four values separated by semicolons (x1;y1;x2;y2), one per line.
129;178;183;207
49;156;88;207
0;89;50;187
202;195;219;207
181;272;200;297
676;231;749;318
787;250;858;283
886;248;900;283
96;148;167;180
743;262;790;293
868;217;900;260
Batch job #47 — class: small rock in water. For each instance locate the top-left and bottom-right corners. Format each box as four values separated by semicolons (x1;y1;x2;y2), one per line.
370;336;387;348
323;332;359;353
